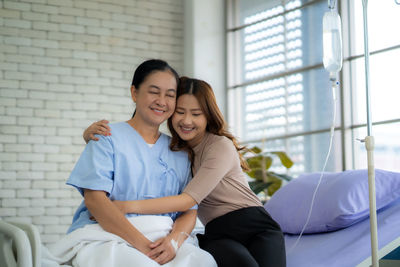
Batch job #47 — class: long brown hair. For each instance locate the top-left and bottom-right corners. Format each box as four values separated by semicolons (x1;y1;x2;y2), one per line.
168;76;249;171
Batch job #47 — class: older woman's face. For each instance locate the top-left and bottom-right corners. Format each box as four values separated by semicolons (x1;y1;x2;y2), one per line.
131;71;177;127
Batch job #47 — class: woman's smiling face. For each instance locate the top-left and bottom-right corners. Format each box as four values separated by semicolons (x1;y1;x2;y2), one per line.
171;94;207;147
131;70;177;127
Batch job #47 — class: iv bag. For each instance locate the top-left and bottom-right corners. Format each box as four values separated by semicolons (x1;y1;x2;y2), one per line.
323;10;343;75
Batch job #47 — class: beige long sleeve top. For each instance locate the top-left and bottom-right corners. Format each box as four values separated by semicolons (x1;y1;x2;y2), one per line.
183;132;262;225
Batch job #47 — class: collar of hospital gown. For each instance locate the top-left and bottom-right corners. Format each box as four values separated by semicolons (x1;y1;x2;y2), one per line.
66;122;192;233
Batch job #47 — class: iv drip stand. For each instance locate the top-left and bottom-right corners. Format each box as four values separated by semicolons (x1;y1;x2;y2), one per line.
361;0;379;266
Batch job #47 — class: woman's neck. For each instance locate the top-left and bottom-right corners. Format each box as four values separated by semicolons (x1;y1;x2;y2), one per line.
187;131;207;148
127;118;160;144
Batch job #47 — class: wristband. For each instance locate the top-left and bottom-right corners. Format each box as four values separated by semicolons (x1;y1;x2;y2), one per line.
170;232;190;253
170;239;179;253
180;231;190;238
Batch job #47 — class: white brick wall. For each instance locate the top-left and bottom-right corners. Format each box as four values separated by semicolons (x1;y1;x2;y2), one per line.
0;0;184;245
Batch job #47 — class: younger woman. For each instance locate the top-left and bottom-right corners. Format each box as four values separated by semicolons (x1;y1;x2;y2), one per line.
85;77;286;267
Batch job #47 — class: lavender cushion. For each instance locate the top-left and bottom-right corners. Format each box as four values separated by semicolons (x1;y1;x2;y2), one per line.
264;169;400;234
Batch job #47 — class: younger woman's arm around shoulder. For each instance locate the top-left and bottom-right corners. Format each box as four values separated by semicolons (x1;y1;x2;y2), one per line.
113;193;197;214
183;137;237;204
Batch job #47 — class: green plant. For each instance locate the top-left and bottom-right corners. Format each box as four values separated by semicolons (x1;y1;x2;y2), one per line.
242;146;294;197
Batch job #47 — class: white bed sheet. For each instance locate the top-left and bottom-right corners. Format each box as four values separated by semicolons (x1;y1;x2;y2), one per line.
284;198;400;267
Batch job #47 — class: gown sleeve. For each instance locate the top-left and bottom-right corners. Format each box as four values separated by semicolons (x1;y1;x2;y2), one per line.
67;135;115;197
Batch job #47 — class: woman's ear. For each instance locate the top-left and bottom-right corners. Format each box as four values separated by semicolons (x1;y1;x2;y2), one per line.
131;85;137;102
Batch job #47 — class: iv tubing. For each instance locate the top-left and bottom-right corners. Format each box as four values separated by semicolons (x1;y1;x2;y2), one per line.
288;79;337;253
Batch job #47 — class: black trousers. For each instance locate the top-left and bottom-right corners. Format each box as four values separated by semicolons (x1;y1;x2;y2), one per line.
197;207;286;267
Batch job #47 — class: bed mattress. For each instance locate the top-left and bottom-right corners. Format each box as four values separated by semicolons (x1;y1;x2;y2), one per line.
284;198;400;267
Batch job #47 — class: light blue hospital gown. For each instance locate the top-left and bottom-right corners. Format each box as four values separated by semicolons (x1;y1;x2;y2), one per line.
67;122;192;233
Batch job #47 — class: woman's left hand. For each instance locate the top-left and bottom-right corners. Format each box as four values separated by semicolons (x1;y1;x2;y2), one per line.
147;236;177;265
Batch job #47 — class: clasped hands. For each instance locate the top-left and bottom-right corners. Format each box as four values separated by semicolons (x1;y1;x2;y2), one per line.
89;200;179;265
146;235;179;265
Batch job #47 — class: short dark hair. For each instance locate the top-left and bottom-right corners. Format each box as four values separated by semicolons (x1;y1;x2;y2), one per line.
131;59;179;89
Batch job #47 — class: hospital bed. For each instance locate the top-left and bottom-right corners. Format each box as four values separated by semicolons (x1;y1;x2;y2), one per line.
2;213;399;267
2;170;400;267
284;198;400;267
265;169;400;267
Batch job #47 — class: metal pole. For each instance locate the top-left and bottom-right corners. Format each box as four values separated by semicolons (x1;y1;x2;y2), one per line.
361;0;379;266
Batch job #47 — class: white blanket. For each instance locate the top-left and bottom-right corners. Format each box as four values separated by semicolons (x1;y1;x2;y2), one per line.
42;216;216;267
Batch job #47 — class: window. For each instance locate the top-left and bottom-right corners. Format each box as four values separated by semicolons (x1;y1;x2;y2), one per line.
227;0;400;175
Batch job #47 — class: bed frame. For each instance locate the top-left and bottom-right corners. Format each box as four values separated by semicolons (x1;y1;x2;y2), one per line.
0;220;41;267
357;236;400;267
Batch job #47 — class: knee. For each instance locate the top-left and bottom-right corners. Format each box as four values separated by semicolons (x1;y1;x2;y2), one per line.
217;252;258;267
203;245;258;267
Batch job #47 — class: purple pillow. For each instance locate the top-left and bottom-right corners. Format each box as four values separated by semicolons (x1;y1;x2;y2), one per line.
264;169;400;234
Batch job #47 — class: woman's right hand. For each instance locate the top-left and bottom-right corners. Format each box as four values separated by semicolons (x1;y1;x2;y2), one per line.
83;119;111;143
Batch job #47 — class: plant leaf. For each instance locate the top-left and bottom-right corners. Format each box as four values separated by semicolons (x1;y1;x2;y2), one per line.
270;151;294;168
249;180;274;194
264;156;273;170
268;171;293;182
265;175;282;196
249;146;262;154
246;156;263;169
246;169;264;180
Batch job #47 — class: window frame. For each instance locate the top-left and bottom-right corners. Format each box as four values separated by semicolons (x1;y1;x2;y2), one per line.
226;0;400;173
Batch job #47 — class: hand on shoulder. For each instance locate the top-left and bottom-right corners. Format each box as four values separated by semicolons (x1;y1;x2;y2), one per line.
83;119;111;143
